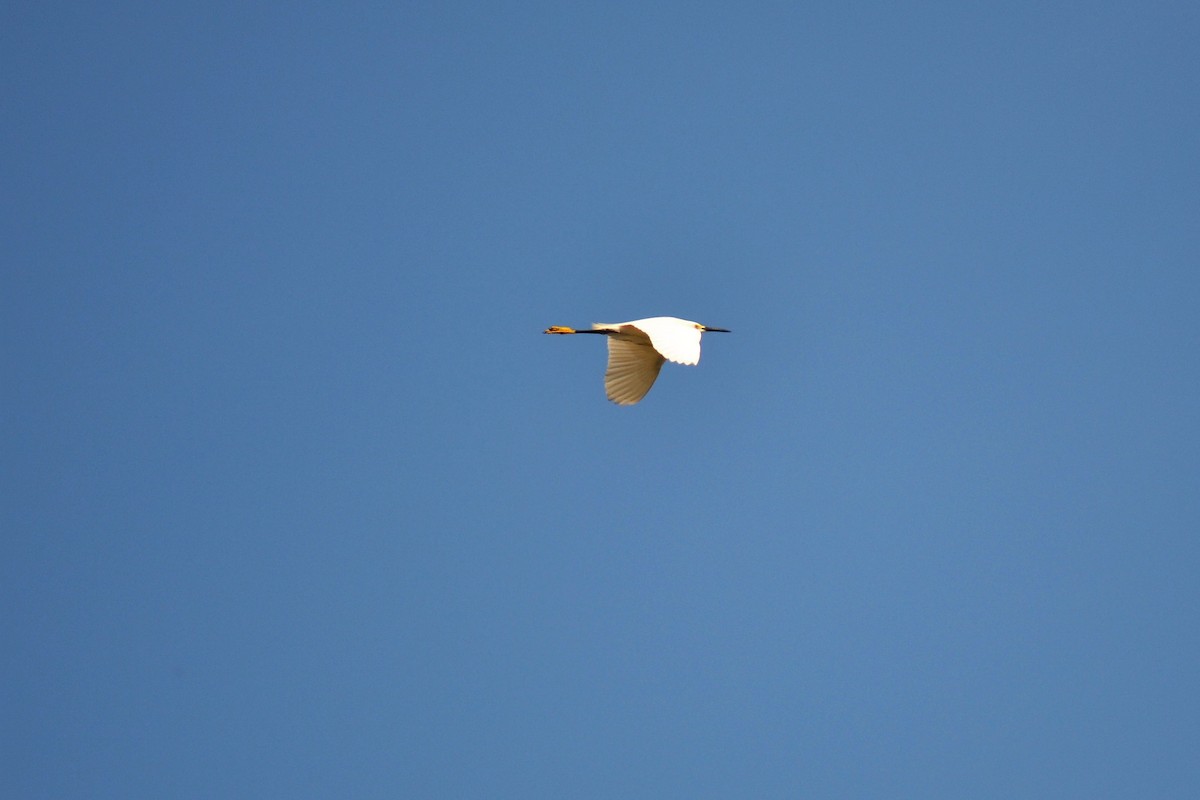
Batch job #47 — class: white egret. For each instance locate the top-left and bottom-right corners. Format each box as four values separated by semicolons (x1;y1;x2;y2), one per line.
544;316;730;405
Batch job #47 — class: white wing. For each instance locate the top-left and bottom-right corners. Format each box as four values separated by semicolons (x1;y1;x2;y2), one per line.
626;317;703;365
604;330;666;405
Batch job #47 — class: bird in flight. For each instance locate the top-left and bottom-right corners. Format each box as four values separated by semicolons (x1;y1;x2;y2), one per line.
544;316;730;405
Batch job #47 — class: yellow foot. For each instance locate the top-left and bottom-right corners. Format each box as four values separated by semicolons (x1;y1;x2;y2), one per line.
543;326;576;334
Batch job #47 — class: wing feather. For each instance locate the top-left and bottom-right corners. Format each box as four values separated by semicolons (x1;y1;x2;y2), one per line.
604;332;665;405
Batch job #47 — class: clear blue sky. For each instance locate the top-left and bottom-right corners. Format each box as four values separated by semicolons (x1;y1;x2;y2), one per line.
4;2;1198;797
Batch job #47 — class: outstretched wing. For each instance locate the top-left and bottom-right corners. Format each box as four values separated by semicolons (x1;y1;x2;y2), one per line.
627;317;703;365
604;330;666;405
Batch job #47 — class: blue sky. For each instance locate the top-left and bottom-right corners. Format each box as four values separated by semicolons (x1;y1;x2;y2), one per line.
3;2;1198;796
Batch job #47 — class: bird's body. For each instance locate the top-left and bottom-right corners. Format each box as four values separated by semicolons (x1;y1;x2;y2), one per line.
544;316;730;405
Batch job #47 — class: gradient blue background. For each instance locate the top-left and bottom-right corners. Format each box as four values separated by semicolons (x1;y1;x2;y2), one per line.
4;2;1198;797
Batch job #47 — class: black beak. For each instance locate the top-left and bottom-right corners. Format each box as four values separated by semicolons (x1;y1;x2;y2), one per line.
703;327;731;333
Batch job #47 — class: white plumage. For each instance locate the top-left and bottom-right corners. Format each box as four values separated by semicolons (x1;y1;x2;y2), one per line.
544;316;730;405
